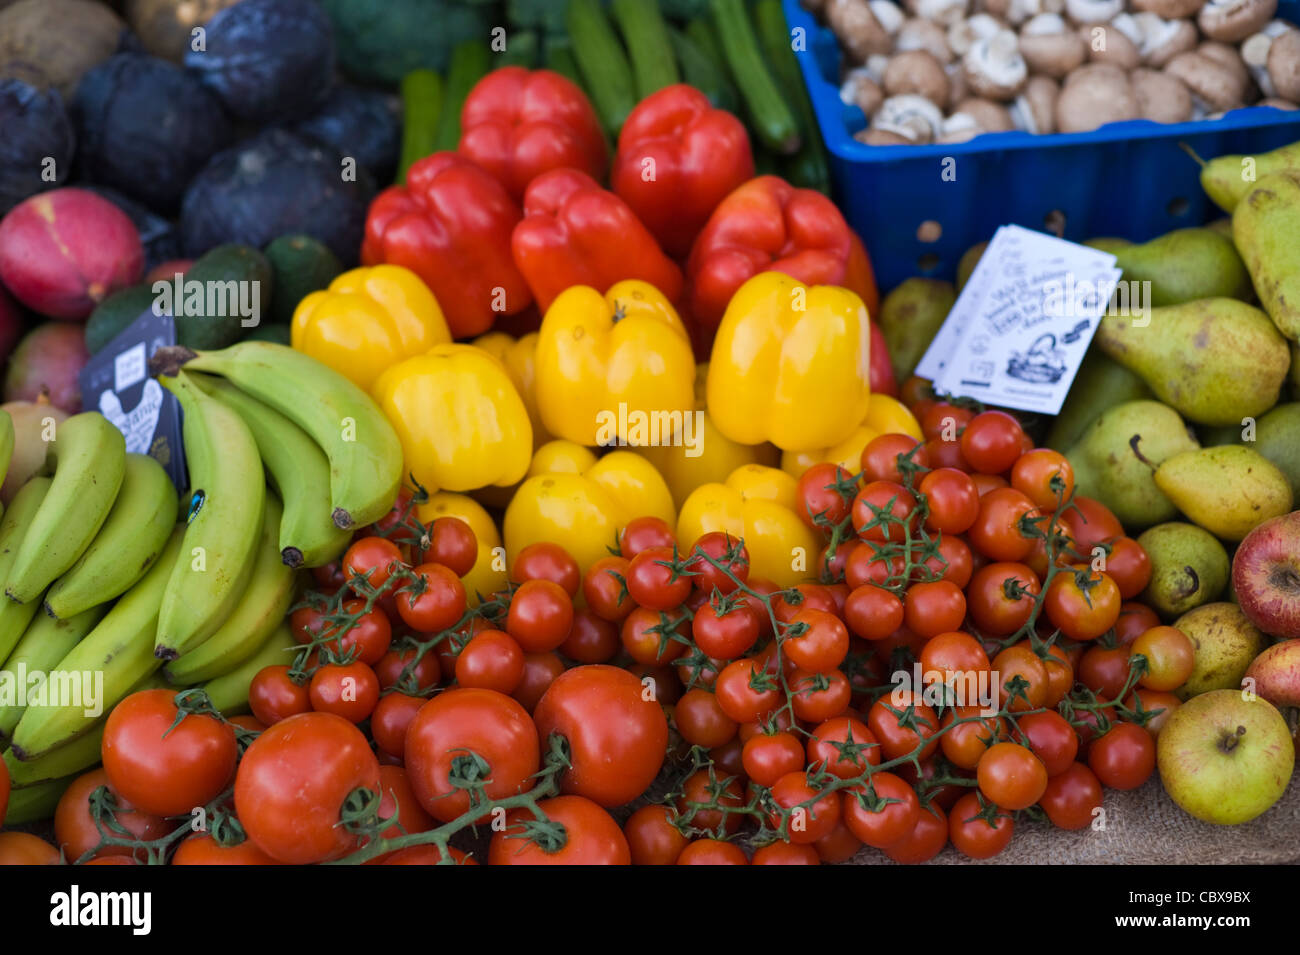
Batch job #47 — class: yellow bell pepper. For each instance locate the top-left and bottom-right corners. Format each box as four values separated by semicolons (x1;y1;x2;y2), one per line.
504;449;675;571
635;362;780;509
373;344;532;494
527;439;600;477
417;492;507;606
706;272;872;452
677;464;820;588
535;280;695;447
472;331;551;448
292;264;451;392
781;394;923;477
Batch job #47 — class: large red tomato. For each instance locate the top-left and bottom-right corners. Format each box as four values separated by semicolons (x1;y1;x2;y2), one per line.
488;795;631;865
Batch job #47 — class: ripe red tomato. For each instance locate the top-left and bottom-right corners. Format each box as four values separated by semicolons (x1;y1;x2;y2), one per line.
582;555;634;622
170;833;282;866
423;516;477;576
343;536;404;590
381;845;477;865
960;411;1027;475
1087;722;1155;790
867;693;940;761
1060;496;1124;551
1010;448;1074;510
368;764;435;863
455;629;525;694
812;818;864;863
752;841;821;864
54;769;170;863
533;665;668;807
309;661;380;723
396;563;466;634
853;481;918;543
102;689;237;818
560;608;620;664
967;488;1038;562
621;604;688;665
619;516;676;558
991;645;1049;711
676;839;748;864
235;712;381;864
947;792;1013;859
1012;710;1079;776
248;665;311;726
375;646;441;693
784;608;849;671
940;707;1004;770
506;578;575;652
1038;762;1104;830
1104;536;1152;599
692;601;760;659
796;462;855;533
315;601;392;665
921;402;974;441
768;772;841;844
1114;602;1161;646
511;541;581;596
370;691;425;759
976;741;1048;810
1126;687;1181;737
842;772;919;848
921;534;974;589
742;731;806;787
489;795;630;865
920;467;980;535
1044;569;1121;641
843;584;904;641
1078;644;1133;700
626;545;692;610
903;579;966;638
1132;625;1195;692
789;668;852;722
714;657;782;723
883;803;948;863
675;688;738;748
919;630;990;679
405;688;539;821
513;651;567;712
860;433;928;484
624;804;688;865
686;531;750;594
0;831;60;865
924;435;970;471
675;768;745;834
844;541;903;589
806;716;881;778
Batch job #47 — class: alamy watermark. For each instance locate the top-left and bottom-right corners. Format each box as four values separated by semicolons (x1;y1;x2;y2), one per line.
1042;276;1152;326
152;274;261;328
595;403;704;457
0;665;103;718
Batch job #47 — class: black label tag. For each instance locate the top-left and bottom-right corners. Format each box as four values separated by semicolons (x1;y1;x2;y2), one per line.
77;308;187;491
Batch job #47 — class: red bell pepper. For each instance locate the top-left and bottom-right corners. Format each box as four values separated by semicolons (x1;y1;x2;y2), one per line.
611;84;754;259
458;66;608;202
845;230;880;320
511;168;684;314
362;152;532;339
685;176;853;340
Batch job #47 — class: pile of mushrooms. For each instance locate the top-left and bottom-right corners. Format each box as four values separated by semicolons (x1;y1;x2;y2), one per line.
807;0;1299;144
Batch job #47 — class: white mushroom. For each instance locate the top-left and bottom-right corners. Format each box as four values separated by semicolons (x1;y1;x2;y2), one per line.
949;13;1006;55
869;0;907;34
897;17;954;61
1065;0;1124;25
1055;62;1138;129
1081;18;1141;68
937;111;983;141
884;49;953;104
982;0;1067;24
1165;48;1251;109
866;53;894;81
1257;95;1299;107
963;28;1029;98
1242;21;1294;95
953;95;1018;127
855;127;920;143
1198;0;1278;43
873;93;946;140
1131;0;1206;19
1131;67;1194;120
1198;40;1253;91
827;0;895;61
907;0;971;26
1133;13;1200;66
1266;28;1300;100
1011;74;1061;130
1020;13;1088;76
841;68;887;115
945;60;970;105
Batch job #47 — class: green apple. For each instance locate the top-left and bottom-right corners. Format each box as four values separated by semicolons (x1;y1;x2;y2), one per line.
1157;689;1295;824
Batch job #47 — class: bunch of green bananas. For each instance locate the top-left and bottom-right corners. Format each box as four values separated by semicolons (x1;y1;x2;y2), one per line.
0;341;403;825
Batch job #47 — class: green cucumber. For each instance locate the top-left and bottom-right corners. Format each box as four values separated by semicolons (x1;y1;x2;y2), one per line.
433;40;492;152
754;0;829;192
567;0;638;136
669;26;737;112
610;0;680;99
398;69;442;184
710;0;800;154
544;34;586;88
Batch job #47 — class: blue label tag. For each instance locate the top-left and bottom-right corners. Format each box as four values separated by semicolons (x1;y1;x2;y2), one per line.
78;308;187;492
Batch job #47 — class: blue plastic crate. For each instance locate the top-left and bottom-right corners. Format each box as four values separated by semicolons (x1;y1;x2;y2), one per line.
786;0;1300;291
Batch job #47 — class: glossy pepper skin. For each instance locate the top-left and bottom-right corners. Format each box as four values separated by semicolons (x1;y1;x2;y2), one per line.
535;280;694;447
372;343;533;494
686;175;853;348
503;447;676;571
611;84;754;259
780;393;921;476
511;168;684;314
472;330;551;449
677;464;819;588
362;152;532;339
706;272;872;453
290;264;451;392
458;66;608;202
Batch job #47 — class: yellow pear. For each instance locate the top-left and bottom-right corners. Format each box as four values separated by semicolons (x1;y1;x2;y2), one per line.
1154;446;1293;541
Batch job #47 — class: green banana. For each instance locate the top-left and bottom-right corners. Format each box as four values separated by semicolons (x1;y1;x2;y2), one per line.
0;477;52;662
0;604;108;741
2;773;71;825
5;412;126;605
155;371;266;661
0;408;13;494
164;493;299;686
9;526;183;760
202;623;297;716
155;341;401;530
44;453;178;620
190;372;352;569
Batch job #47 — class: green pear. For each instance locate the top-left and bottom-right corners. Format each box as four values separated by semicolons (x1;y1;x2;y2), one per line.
955;241;987;292
1198;139;1300;213
1153;446;1294;541
1082;236;1133;254
1233;171;1300;340
1066;400;1198;528
1046;347;1153;452
1205;217;1234;238
1137;522;1230;619
1094;298;1290;426
1173;603;1268;698
1243;404;1300;499
878;278;956;383
1291;341;1300;400
1111;228;1253;307
1196;422;1244;447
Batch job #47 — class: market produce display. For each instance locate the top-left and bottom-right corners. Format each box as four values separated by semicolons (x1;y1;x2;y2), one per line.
0;0;1296;873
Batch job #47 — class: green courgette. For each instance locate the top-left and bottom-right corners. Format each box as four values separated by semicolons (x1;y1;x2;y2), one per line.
433;40;492;152
398;68;442;184
754;0;829;192
544;34;586;88
669;26;738;112
610;0;680;99
496;28;541;68
710;0;800;154
567;0;638;136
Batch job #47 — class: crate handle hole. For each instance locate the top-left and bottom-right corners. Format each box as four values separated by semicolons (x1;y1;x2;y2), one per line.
1043;210;1066;238
916;220;943;243
918;253;941;272
1167;197;1190;217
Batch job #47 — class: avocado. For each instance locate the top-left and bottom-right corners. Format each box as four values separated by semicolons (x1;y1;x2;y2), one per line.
264;234;343;325
85;283;157;354
170;244;274;350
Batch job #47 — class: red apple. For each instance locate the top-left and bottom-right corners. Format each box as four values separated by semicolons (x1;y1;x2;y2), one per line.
1244;639;1300;709
1232;511;1300;638
2;322;89;412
